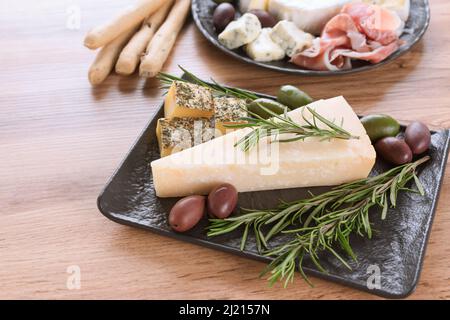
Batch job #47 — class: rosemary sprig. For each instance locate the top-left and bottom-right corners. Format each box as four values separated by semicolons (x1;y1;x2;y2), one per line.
207;156;429;286
227;104;359;152
157;66;259;101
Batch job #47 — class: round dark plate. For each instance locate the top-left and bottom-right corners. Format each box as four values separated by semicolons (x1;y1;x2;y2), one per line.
192;0;430;75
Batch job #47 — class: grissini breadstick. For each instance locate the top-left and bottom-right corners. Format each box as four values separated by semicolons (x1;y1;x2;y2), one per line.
116;0;174;75
139;0;191;78
84;0;166;50
88;26;139;86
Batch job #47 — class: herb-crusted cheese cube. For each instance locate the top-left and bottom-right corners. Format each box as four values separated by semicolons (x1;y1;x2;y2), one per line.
245;28;285;62
218;13;262;50
156;118;214;157
213;97;248;134
164;81;214;119
269;20;314;57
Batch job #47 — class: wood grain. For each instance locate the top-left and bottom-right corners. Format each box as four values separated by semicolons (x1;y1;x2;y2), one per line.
0;0;449;300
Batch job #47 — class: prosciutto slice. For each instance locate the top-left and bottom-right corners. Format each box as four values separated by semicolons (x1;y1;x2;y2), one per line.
341;2;404;44
291;3;403;71
292;38;351;71
331;41;400;64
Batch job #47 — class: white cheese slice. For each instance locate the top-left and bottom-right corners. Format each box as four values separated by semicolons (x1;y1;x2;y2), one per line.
218;13;262;50
151;96;376;198
239;0;270;12
269;21;314;57
361;0;410;22
239;0;251;12
268;0;354;35
245;28;285;62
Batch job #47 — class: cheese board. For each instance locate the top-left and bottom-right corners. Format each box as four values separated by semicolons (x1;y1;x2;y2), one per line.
97;73;449;298
191;0;430;75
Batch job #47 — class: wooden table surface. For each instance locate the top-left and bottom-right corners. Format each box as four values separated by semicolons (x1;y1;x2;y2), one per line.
1;0;449;300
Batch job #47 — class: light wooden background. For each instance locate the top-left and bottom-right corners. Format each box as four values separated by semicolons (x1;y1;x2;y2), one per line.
1;0;449;300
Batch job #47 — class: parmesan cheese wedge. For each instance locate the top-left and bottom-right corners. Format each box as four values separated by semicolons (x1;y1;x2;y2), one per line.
151;96;376;198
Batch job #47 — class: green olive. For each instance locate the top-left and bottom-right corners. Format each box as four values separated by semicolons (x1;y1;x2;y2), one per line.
277;85;313;110
248;98;290;119
360;114;400;143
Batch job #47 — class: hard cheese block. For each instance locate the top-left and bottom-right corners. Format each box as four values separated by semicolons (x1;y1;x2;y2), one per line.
151;96;376;198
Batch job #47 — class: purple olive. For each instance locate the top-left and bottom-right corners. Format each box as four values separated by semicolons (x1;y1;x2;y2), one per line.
249;9;277;28
375;137;413;165
169;195;206;232
405;121;431;155
213;3;235;32
207;183;238;219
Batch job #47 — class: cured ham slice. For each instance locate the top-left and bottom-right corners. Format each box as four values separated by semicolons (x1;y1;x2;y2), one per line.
331;41;400;64
290;13;369;71
321;13;369;51
341;2;404;44
291;2;403;71
291;38;351;71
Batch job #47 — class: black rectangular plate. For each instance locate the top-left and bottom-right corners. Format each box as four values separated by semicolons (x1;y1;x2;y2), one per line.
98;91;449;298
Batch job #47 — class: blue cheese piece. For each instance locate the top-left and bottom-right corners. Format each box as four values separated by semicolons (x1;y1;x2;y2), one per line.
218;13;262;50
269;20;314;57
245;28;285;62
